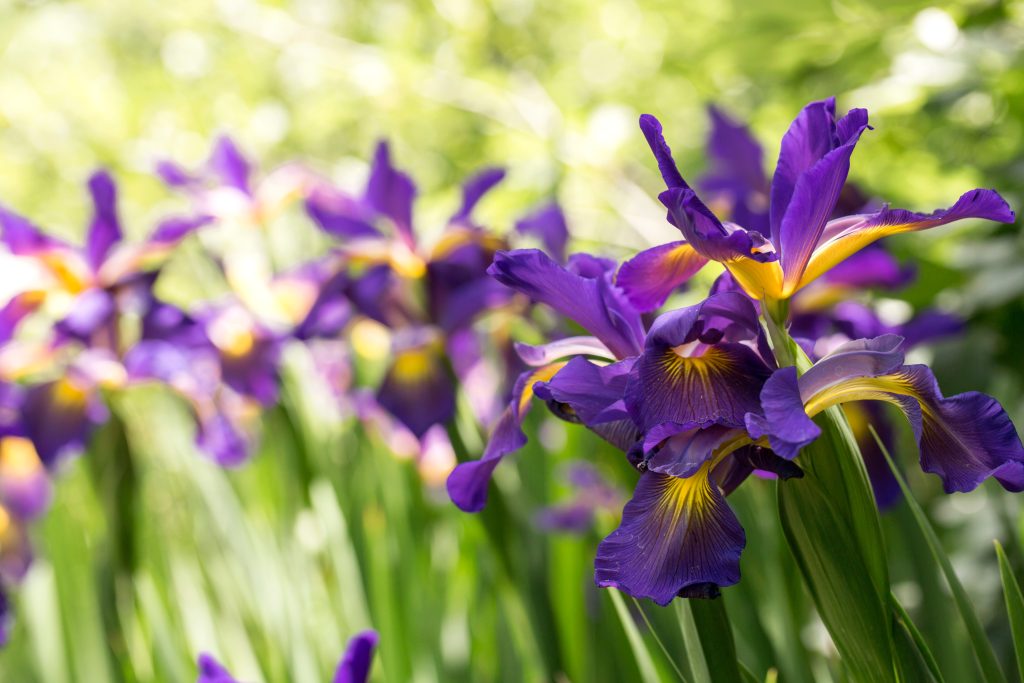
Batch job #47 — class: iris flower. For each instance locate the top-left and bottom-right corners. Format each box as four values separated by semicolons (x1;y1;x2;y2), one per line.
620;97;1014;307
307;141;565;439
197;630;378;683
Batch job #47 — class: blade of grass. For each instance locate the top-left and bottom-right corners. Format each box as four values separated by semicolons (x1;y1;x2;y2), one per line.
994;541;1024;680
609;589;661;683
633;598;688;683
870;425;1005;683
676;600;711;683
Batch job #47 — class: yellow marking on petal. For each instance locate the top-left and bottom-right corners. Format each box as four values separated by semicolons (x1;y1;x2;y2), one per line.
430;228;504;261
518;362;567;415
0;437;43;480
724;258;784;300
350;319;392;361
270;278;319;326
54;376;88;406
656;460;716;522
0;506;9;536
803;373;920;418
38;250;93;294
208;308;257;358
389;243;427;279
797;223;914;294
392;347;438;384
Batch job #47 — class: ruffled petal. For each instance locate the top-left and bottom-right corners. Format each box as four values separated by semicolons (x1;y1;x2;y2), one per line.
594;467;745;604
800;189;1015;292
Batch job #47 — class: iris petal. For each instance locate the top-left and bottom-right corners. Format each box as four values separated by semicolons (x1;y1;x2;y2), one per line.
798;188;1015;292
594;466;745;605
616;241;707;312
333;630;379;683
447;363;564;512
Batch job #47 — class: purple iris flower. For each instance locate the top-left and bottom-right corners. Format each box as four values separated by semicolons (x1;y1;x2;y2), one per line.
0;170;210;348
620;98;1014;305
158;135;317;227
305;141;537;439
535;462;624;533
197;629;378;683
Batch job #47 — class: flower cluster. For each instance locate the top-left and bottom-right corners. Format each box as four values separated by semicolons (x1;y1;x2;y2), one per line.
449;97;1024;605
0;137;560;641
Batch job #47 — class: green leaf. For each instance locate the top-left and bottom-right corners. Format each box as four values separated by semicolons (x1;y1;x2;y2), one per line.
994;541;1024;680
892;597;945;683
688;598;745;683
608;589;664;683
871;426;1006;683
677;600;711;683
777;405;897;683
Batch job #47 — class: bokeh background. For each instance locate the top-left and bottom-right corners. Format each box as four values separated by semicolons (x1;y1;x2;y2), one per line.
1;0;1023;681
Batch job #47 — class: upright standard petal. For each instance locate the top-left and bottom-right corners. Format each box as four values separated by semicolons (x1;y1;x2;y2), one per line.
799;189;1015;292
700;105;770;234
447;362;564;512
515;203;570;263
488;249;644;359
85;170;124;271
769;97;839;242
451;167;505;225
364;141;417;246
594;466;745;604
616;241;707;312
775;108;870;295
333;630;379;683
208;136;252;194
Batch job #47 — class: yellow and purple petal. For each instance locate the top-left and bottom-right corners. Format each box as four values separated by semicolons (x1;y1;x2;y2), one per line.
594;467;745;604
616;241;708;312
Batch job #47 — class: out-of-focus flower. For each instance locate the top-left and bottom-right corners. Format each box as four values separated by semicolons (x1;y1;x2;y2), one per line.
535;462;624;533
306;141;542;441
622;99;1014;305
0;170;209;344
197;629;378;683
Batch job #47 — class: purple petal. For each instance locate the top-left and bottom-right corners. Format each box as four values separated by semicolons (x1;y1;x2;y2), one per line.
594;469;745;604
488;249;644;359
195;409;253;468
148;215;212;245
802;188;1015;290
819;244;914;290
776;109;870;292
896;310;964;349
364;141;417;246
305;186;382;239
196;652;239;683
54;289;116;344
294;270;353;341
515;203;570;263
333;630;379;683
616;241;708;312
644;422;742;478
0;204;68;256
769;97;838;243
638;114;690;189
703;105;767;201
85;170;123;270
155;160;196;189
0;291;45;345
744;366;819;460
208;136;252;194
625;293;772;432
0;436;52;520
797;334;905;399
451;167;505;224
447;363;563;512
376;335;455;438
514;337;614;367
219;337;283;406
21;379;105;467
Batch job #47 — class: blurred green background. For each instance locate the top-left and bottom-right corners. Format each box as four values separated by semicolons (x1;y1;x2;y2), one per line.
1;0;1023;681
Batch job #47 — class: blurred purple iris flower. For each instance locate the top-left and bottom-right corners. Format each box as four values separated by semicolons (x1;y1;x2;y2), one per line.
197;629;378;683
306;141;568;441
